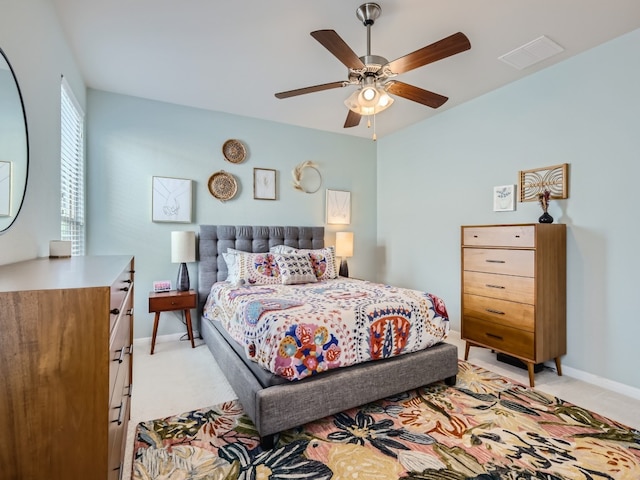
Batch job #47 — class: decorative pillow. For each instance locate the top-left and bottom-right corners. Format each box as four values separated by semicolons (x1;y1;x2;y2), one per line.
269;244;297;254
295;246;338;281
224;251;280;286
272;253;317;285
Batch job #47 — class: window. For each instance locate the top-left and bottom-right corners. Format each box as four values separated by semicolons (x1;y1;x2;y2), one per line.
60;78;85;255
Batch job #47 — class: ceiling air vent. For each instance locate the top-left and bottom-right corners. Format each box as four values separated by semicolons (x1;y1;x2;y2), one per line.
498;35;564;70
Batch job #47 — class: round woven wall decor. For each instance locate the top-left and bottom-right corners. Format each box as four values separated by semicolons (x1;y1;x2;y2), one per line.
208;171;238;202
222;139;247;164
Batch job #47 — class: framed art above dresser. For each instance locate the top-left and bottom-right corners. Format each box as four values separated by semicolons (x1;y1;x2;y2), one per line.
461;223;566;387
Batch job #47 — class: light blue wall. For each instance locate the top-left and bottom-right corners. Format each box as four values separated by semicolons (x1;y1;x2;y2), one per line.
0;0;85;263
377;29;640;390
86;90;377;339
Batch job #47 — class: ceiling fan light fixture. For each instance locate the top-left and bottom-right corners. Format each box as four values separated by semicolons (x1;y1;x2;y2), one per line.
344;84;394;115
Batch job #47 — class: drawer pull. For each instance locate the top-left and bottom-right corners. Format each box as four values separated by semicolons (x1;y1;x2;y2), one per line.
120;286;129;292
112;401;124;426
486;284;505;289
486;308;505;315
125;383;133;397
126;308;134;316
123;279;132;284
110;308;120;315
486;333;503;341
115;347;126;363
485;259;506;264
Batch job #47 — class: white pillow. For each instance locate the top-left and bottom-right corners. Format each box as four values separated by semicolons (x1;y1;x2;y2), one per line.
272;253;317;285
269;244;297;254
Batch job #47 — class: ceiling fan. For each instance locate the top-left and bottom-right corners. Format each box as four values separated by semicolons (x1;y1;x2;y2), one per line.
275;3;471;132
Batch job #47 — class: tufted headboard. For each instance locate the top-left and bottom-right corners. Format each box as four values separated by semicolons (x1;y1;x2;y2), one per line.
197;225;325;315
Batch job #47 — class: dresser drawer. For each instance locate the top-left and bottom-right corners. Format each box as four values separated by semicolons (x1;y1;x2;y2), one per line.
462;316;534;359
463;225;535;247
108;352;131;476
463;248;534;277
463;271;534;304
109;308;132;399
109;261;134;325
149;291;197;312
463;294;534;331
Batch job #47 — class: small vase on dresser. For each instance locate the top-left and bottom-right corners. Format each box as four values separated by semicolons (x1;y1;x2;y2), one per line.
460;223;566;387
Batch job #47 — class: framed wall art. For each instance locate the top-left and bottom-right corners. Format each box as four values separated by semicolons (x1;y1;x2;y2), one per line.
493;184;516;212
519;163;569;202
253;168;276;200
152;176;192;223
0;161;10;217
326;189;351;224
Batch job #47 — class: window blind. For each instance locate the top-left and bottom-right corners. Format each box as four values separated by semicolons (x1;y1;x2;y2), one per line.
60;78;85;256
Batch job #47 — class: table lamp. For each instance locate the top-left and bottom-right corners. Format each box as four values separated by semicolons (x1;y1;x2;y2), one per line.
335;231;354;278
171;231;196;291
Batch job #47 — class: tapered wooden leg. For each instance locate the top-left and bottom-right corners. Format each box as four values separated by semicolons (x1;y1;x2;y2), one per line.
151;312;161;354
527;362;535;387
555;357;563;377
464;342;470;360
185;309;195;348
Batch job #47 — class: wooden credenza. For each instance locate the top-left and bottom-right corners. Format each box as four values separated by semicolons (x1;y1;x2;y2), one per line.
461;224;566;386
0;255;134;479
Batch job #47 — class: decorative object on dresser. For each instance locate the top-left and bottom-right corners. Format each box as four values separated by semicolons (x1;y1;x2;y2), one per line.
151;176;193;223
0;256;134;479
171;230;196;291
518;163;569;202
291;160;322;194
537;189;553;223
335;231;354;277
253;168;277;200
461;223;566;387
149;289;197;354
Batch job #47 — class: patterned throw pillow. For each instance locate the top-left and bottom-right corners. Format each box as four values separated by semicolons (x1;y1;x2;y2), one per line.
224;251;280;286
295;246;338;281
272;253;318;285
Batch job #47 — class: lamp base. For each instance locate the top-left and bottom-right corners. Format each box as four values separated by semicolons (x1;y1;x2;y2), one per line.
339;258;349;278
176;262;190;291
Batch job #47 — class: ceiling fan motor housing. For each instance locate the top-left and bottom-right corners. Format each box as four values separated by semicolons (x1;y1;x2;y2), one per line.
356;3;382;26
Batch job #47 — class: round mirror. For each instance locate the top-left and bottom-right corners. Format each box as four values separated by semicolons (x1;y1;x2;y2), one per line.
0;47;29;234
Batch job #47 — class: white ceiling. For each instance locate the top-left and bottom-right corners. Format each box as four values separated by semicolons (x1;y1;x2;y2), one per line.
50;0;640;139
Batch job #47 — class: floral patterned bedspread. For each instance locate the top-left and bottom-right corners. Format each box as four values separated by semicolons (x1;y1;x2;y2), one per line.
203;278;449;381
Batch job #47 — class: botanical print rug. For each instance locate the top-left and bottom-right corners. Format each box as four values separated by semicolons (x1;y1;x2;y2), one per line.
132;361;640;479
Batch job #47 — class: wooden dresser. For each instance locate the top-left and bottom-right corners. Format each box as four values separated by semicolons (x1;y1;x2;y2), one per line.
461;224;566;386
0;255;134;479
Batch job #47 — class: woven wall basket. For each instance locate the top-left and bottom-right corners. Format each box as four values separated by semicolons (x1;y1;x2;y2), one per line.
208;171;238;202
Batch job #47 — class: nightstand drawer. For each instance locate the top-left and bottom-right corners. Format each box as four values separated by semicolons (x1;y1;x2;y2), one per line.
149;291;196;312
463;248;534;277
463;225;535;247
463;271;534;304
462;316;534;359
463;294;534;331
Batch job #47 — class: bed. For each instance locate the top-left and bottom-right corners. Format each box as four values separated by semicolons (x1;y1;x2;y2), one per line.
197;225;458;448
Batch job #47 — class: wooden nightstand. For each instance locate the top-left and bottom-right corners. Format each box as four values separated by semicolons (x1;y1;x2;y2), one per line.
149;289;197;354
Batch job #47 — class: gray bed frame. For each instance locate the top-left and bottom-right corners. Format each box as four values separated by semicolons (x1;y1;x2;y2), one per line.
197;225;458;448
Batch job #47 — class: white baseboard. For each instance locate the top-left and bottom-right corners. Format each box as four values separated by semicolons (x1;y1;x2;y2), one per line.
134;332;201;347
552;363;640;401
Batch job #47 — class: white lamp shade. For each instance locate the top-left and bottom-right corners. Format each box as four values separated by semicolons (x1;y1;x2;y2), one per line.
335;231;354;258
171;231;196;263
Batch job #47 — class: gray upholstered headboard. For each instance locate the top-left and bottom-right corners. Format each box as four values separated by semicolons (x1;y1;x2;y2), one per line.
197;225;325;315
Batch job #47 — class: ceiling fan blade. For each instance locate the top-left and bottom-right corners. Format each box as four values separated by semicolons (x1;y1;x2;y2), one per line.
386;81;448;109
275;81;347;99
386;32;471;75
311;30;365;70
344;109;362;128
